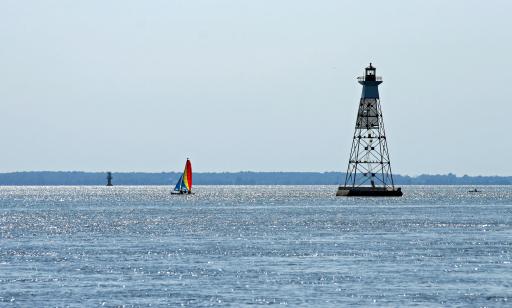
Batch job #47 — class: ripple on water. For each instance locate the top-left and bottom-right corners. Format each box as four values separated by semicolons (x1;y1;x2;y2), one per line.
0;185;511;306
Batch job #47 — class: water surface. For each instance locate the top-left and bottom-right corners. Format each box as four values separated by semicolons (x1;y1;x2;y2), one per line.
0;186;511;306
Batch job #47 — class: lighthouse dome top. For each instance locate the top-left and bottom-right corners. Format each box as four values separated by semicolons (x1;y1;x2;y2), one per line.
358;62;382;82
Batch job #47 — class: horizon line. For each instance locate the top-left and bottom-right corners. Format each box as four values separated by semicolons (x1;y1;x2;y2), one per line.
0;170;511;178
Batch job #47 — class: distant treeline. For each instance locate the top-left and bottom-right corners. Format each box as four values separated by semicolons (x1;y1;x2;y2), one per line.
0;171;510;185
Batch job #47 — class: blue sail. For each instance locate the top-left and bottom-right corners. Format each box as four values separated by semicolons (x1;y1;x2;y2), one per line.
174;175;183;191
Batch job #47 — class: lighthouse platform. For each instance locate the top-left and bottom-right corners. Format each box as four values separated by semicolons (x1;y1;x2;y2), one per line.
336;186;403;197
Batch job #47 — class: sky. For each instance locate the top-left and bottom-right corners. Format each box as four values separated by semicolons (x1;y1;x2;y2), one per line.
1;0;511;175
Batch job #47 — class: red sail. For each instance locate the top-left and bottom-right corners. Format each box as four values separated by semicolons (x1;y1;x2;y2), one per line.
185;159;192;191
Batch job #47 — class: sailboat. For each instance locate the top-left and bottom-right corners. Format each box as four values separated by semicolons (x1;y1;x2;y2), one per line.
172;159;193;194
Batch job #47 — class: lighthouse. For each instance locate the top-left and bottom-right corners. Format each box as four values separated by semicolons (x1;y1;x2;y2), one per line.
106;172;113;186
336;63;402;197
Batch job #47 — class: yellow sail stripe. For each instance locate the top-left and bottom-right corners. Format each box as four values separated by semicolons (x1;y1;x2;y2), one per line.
182;166;190;190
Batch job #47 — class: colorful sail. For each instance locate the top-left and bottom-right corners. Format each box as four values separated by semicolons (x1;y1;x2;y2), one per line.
182;159;192;192
173;159;192;194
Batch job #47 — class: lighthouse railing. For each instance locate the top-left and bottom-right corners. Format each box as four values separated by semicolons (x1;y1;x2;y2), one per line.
357;76;382;81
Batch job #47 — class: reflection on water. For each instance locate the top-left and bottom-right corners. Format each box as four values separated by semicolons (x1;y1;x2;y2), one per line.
0;186;511;306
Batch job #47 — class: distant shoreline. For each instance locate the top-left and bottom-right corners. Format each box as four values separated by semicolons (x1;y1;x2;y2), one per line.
0;171;510;186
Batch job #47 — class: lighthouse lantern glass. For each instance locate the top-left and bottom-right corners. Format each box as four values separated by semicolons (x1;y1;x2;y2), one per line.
365;67;376;81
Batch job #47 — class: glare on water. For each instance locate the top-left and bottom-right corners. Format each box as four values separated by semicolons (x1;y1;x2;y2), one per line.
0;186;511;306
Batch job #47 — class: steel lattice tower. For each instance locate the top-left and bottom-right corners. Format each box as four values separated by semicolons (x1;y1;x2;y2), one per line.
337;64;402;196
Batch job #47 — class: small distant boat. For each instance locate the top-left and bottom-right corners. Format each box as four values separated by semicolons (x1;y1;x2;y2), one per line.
172;159;193;195
468;188;480;193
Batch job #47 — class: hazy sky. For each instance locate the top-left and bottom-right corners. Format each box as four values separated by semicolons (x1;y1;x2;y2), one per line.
1;1;511;175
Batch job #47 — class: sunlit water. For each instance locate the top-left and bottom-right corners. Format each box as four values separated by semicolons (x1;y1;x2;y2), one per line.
0;185;511;306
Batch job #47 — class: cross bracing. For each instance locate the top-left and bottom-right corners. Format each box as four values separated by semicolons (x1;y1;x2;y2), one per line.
343;98;396;189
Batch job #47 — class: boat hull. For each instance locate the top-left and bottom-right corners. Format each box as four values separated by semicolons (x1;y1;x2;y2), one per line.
171;191;194;195
336;187;403;197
